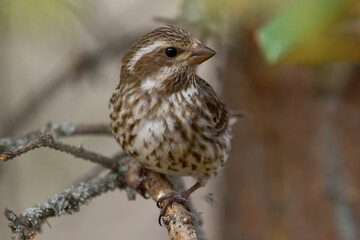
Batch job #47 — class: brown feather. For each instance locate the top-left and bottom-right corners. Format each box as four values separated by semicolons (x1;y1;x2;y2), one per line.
197;77;229;135
110;25;234;183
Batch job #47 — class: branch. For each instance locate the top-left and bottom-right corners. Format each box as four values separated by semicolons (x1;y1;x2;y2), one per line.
0;131;117;169
4;170;127;240
4;157;199;240
2;123;200;240
123;157;199;240
0;122;112;153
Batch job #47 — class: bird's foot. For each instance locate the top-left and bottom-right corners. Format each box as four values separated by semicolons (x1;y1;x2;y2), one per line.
156;182;202;226
156;191;191;226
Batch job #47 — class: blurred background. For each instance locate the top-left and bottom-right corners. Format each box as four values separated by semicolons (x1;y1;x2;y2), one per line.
1;0;360;239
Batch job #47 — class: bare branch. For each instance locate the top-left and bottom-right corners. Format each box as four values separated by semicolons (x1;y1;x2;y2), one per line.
0;122;112;153
68;123;112;136
4;157;199;240
4;171;126;240
72;152;127;186
123;157;199;240
0;131;117;169
2;124;200;240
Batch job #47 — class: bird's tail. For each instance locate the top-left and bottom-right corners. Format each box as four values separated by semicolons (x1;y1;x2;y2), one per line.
229;109;252;126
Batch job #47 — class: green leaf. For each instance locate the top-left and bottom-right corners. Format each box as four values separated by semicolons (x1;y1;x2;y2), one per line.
257;0;351;63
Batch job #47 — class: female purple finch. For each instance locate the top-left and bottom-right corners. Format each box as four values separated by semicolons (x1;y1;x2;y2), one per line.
109;25;235;224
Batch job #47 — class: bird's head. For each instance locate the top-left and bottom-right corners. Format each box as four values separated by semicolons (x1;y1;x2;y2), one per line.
120;26;216;93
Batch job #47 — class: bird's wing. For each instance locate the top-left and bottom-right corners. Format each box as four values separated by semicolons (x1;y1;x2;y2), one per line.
197;77;229;135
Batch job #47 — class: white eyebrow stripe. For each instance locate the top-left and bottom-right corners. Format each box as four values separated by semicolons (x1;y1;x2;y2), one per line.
127;41;168;72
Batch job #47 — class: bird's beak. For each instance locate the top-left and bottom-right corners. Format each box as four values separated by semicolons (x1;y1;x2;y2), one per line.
188;43;216;66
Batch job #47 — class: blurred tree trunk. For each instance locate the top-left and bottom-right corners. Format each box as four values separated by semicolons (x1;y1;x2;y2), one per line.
221;26;360;240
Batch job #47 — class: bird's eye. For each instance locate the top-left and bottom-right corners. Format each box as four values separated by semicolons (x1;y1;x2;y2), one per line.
165;47;177;58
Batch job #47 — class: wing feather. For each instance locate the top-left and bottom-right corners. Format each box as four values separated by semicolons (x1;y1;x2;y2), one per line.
197;77;229;135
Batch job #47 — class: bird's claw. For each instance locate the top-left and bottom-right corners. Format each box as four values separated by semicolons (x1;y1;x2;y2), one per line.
156;192;190;226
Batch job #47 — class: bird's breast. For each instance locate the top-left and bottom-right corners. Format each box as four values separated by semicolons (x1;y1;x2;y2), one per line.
110;86;231;177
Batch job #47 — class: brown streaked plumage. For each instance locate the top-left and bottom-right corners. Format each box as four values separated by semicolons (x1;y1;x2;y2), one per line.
109;25;235;224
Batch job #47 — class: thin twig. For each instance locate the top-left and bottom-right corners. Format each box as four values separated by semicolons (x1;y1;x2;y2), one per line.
68;123;112;136
71;152;129;186
0;122;112;153
0;131;117;169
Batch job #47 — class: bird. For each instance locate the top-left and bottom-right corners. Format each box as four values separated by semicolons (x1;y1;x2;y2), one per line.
109;25;235;224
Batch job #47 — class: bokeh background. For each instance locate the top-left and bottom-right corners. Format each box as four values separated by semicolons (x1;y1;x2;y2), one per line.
1;0;360;239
